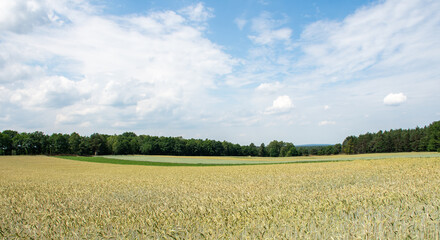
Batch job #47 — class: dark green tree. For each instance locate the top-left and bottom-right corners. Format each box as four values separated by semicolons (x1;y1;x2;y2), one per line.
69;132;82;155
247;143;258;156
0;133;9;155
267;140;282;157
27;131;48;154
427;121;440;152
79;136;92;155
258;143;266;157
12;133;29;155
342;136;357;154
49;133;70;155
90;133;108;155
0;131;14;155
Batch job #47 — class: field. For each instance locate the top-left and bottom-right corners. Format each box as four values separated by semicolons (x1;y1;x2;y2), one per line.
72;152;440;165
1;154;440;238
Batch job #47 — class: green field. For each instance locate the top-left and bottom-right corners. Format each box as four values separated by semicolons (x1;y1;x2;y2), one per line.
67;152;440;166
1;154;440;238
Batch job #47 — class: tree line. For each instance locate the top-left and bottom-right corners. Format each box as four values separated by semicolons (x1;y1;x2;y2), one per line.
0;131;302;157
296;144;343;156
341;121;440;154
1;121;439;156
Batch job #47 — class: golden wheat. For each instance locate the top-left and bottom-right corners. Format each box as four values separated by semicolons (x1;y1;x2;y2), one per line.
1;155;439;239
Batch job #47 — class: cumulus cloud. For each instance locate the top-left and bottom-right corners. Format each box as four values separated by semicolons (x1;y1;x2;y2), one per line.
272;96;293;109
383;93;407;106
265;95;294;114
1;0;439;145
10;76;87;109
0;0;235;132
248;12;292;45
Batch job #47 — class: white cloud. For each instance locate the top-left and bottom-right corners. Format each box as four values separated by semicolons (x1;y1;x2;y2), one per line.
272;95;293;109
55;105;102;125
179;2;213;22
235;18;247;30
318;120;336;126
265;95;293;114
383;93;407;106
0;1;235;133
10;76;87;109
0;0;51;33
219;0;438;142
298;0;440;83
256;81;283;93
248;12;292;45
1;0;439;145
250;27;291;45
0;0;95;33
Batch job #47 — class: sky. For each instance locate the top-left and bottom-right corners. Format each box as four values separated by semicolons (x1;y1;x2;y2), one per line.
0;0;439;145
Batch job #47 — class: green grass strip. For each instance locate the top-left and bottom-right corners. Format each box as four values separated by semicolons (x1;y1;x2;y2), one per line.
56;156;355;167
57;156;208;166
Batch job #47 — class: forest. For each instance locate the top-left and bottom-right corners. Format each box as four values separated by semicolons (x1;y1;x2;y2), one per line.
341;121;440;154
0;121;439;156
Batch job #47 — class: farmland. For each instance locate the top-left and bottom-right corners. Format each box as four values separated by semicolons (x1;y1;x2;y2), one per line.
68;152;440;165
1;154;440;238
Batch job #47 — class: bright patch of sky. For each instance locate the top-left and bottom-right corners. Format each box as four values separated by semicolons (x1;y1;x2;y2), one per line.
0;0;439;145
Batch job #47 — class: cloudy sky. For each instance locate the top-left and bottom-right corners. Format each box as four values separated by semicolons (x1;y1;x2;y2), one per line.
0;0;439;145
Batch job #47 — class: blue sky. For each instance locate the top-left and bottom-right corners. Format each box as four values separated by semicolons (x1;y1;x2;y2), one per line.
99;0;372;57
0;0;439;145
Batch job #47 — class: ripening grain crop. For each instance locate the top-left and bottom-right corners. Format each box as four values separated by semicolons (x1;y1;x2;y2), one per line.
1;155;439;239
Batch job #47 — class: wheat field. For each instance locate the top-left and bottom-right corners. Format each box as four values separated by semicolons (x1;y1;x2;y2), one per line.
1;155;439;239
